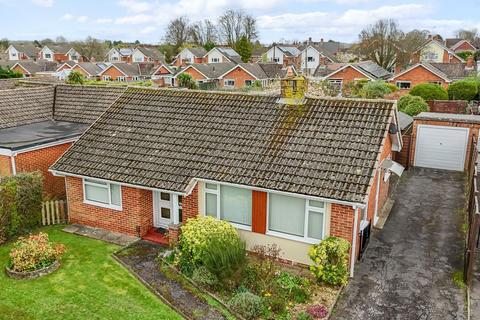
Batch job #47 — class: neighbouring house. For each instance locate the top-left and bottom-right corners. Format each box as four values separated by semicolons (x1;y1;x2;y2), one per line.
301;38;352;56
132;47;164;64
0;85;126;198
313;60;391;92
106;48;134;63
204;47;243;64
5;43;41;61
55;61;76;72
445;38;477;53
69;62;108;80
250;46;269;63
39;45;83;63
173;62;236;87
390;58;477;90
151;64;177;87
11;60;59;77
50;76;404;275
172;47;207;67
99;62;156;82
412;39;465;64
264;45;301;68
299;44;337;76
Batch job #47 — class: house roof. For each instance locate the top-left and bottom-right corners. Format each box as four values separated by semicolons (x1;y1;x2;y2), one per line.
398;111;413;131
0;86;54;129
445;38;463;48
118;48;134;56
13;60;58;74
7;43;41;58
277;45;301;57
102;62;156;77
51;88;396;203
302;44;338;62
75;62;104;76
429;63;476;80
215;47;243;63
257;63;285;78
136;47;164;61
417;39;465;62
313;61;391;80
45;44;76;54
178;62;236;79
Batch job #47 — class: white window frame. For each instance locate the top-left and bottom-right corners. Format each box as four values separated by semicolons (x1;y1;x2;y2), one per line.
204;183;252;231
103;75;111;81
45;53;51;59
82;178;122;211
132;76;140;81
244;79;253;86
211;57;220;63
117;76;126;82
266;193;326;244
224;79;235;87
395;81;411;89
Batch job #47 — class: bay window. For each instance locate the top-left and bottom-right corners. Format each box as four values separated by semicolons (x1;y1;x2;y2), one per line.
83;178;122;210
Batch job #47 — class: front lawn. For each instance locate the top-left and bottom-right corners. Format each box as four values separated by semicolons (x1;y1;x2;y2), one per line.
0;226;181;320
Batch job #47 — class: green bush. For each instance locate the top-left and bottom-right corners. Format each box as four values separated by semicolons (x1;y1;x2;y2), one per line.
0;172;43;243
342;79;368;97
202;237;246;279
275;271;310;303
191;266;218;288
177;73;198;89
457;51;474;60
308;236;350;286
410;83;448;101
241;244;282;294
360;80;393;99
448;79;479;101
398;94;429;116
228;291;263;320
67;70;85;84
0;66;23;79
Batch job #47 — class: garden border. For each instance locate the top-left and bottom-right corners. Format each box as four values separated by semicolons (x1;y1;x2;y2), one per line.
5;260;60;280
326;285;345;319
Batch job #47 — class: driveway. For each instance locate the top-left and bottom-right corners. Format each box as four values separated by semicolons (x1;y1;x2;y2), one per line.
331;168;466;320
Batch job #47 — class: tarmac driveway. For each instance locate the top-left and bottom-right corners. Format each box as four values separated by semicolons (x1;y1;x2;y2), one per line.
331;168;466;320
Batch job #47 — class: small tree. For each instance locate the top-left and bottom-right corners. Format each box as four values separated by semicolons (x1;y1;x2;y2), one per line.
177;73;198;89
309;236;350;285
410;83;448;101
398;94;429;116
360;80;393;99
236;35;252;62
448;79;478;101
67;70;85;85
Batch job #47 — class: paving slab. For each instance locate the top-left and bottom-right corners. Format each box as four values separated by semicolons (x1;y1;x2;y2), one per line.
62;224;138;246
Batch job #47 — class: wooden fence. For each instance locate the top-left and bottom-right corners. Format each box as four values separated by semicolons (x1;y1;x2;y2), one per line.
464;135;479;287
41;200;68;226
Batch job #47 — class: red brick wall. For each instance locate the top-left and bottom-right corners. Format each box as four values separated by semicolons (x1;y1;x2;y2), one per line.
58;64;72;71
101;66;131;81
182;185;198;223
0;155;12;176
65;176;153;237
15;143;72;199
391;65;448;89
453;41;476;52
181;67;206;81
427;100;468;114
220;66;256;89
11;65;29;76
72;65;91;78
443;51;462;63
326;66;369;85
393;131;411;168
330;203;355;264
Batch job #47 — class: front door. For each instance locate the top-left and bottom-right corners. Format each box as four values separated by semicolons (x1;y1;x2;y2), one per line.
153;191;173;228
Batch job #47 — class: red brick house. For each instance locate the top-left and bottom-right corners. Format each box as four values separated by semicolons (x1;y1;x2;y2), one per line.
50;79;404;275
39;45;83;63
11;61;58;77
445;39;477;53
70;62;107;80
99;63;155;82
412;39;464;64
5;43;41;61
0;85;126;198
172;47;207;67
151;64;176;87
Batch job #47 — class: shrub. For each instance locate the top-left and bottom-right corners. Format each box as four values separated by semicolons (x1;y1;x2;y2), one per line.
177;73;198;89
275;271;310;303
457;51;473;61
360;80;393;99
8;232;65;272
398;94;429;116
448;79;479;101
410;83;448;101
297;312;314;320
191;266;218;288
67;70;85;84
228;291;263;320
342;79;368;97
308;236;350;285
202;237;246;279
264;294;287;314
306;305;328;319
241;244;282;293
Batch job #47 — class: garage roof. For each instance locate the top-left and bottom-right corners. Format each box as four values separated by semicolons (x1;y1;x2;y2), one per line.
415;112;480;124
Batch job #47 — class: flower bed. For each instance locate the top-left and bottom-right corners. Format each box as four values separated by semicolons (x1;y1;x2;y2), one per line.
5;232;65;279
161;217;345;320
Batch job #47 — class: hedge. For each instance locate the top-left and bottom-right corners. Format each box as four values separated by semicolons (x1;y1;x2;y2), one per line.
398;94;429;116
0;172;43;243
448;80;478;101
410;83;448;101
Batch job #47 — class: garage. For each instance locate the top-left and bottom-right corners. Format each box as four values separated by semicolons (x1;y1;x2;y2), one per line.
414;124;469;171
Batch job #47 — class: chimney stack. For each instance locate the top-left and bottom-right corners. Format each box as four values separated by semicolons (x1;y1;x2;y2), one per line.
321;38;324;43
278;66;308;105
466;55;475;69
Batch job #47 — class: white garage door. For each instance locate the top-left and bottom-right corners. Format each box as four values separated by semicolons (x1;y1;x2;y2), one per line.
415;125;469;171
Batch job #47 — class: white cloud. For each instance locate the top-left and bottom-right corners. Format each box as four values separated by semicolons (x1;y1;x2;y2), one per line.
114;14;154;24
77;16;88;23
140;26;157;34
118;0;154;13
61;13;74;21
32;0;53;7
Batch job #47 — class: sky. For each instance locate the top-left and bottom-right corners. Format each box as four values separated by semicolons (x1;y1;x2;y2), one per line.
1;0;480;44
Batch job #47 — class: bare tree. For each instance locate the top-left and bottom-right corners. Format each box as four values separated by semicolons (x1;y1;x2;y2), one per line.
358;19;403;70
55;36;67;43
455;28;478;42
218;10;245;47
73;36;108;61
164;16;191;50
396;29;429;67
243;14;258;42
189;19;217;47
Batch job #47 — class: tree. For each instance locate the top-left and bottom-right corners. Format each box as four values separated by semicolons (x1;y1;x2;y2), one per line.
455;28;478;42
40;38;54;45
217;10;258;47
398;95;429;116
242;14;258;42
189;19;217;47
236;36;252;62
410;83;448;101
74;36;108;61
203;41;215;52
0;38;9;50
67;71;85;85
396;29;429;67
448;80;478;100
164;16;191;50
55;36;67;43
358;19;403;70
0;66;22;79
177;73;197;89
134;40;140;45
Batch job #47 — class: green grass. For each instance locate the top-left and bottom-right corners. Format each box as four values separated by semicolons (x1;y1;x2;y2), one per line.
452;270;466;289
0;226;181;320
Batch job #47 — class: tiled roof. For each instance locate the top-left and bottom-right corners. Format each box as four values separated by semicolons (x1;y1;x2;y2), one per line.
0;86;54;129
46;44;76;54
445;38;463;48
14;60;58;74
51;88;396;203
429;63;476;80
188;47;207;57
76;62;103;76
136;47;164;61
10;43;41;58
104;62;156;77
53;85;126;124
181;62;236;79
313;61;391;80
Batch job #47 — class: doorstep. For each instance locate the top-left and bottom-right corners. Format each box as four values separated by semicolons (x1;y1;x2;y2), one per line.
63;224;139;246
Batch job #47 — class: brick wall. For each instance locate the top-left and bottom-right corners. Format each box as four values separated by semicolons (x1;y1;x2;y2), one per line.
11;65;29;77
453;41;476;52
326;66;369;85
393;131;411;168
427;100;468;114
220;66;256;89
101;66;131;81
15;143;72;199
182;185;198;223
182;67;207;81
0;155;12;176
65;176;153;237
391;65;448;89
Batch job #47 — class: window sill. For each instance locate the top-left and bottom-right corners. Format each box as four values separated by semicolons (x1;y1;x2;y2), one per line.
230;222;252;232
266;230;321;245
83;200;122;211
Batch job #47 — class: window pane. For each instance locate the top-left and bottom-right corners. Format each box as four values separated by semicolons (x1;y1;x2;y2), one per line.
85;178;107;185
205;193;217;217
309;200;324;209
110;184;121;206
161;207;171;219
178;195;183;207
220;185;252;226
269;194;305;237
160;192;170;201
206;183;217;190
85;184;109;204
308;211;324;240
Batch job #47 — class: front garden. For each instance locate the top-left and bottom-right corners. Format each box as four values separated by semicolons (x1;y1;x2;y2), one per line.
160;216;348;320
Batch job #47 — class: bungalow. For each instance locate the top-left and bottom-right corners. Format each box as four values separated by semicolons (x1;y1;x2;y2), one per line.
0;85;126;198
264;45;301;67
11;60;58;77
299;44;337;76
151;64;177;87
445;38;477;53
39;45;83;63
132;47;164;64
412;39;464;64
50;76;403;274
204;47;243;64
313;60;391;92
173;62;235;87
106;48;134;63
99;62;155;82
390;57;477;90
69;62;108;80
5;43;41;61
55;61;76;72
172;47;207;67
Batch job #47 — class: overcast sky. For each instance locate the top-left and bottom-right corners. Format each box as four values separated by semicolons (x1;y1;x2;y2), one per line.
1;0;480;44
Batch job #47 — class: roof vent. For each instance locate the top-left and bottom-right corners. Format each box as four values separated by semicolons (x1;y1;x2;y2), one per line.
278;66;308;105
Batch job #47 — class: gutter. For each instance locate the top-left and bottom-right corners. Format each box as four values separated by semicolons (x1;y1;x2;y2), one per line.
350;206;359;277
